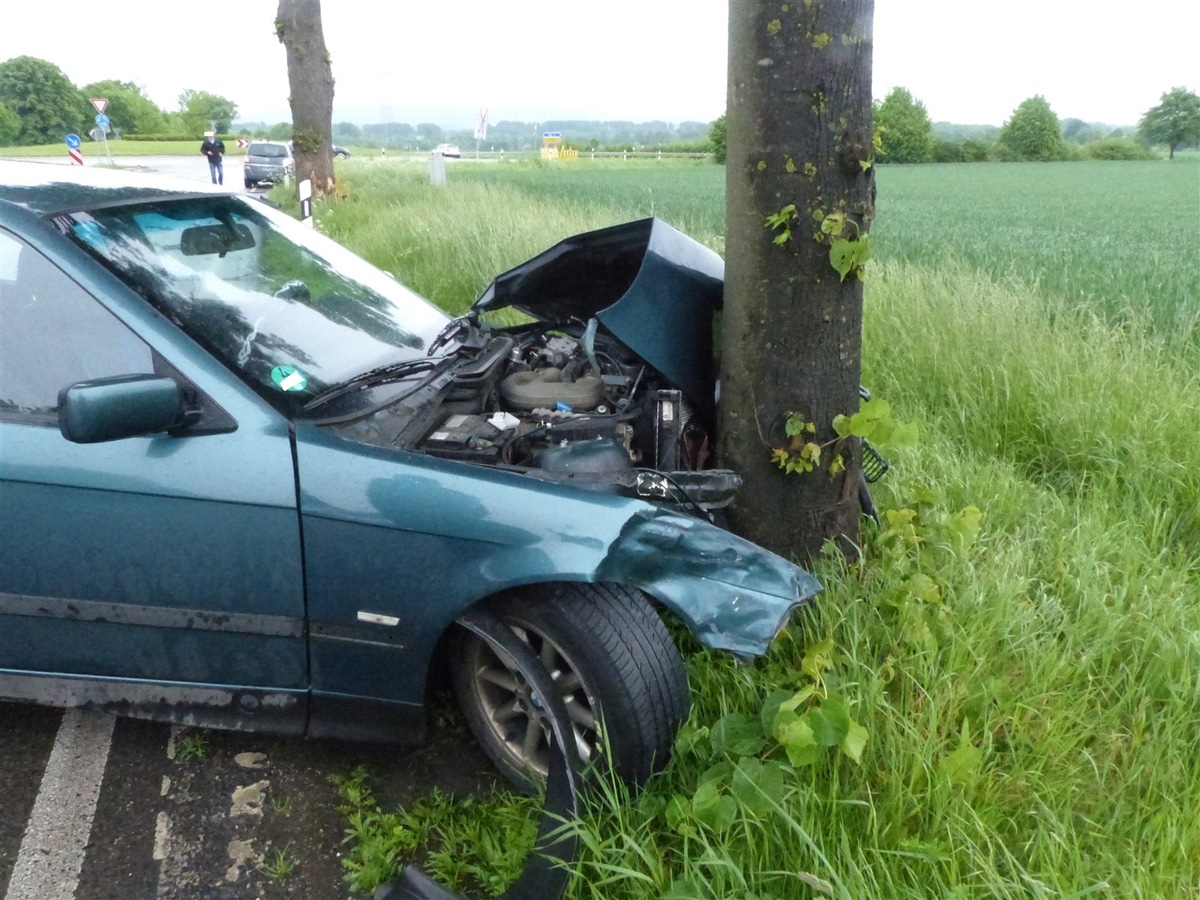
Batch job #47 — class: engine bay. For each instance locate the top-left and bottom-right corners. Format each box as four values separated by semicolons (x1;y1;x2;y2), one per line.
329;319;741;511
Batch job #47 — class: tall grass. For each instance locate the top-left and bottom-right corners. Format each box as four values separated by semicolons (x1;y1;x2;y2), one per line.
554;260;1200;899
314;159;1200;897
870;161;1200;359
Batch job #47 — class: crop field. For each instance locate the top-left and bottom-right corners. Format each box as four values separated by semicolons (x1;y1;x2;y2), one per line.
304;157;1200;898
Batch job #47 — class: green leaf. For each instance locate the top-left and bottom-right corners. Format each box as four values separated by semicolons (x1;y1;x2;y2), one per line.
665;794;691;830
940;719;984;786
807;697;851;748
906;572;942;604
761;688;795;736
820;212;846;235
710;712;766;757
775;716;821;767
638;791;666;820
841;717;869;764
948;505;983;552
829;234;870;281
692;780;738;832
673;722;708;756
731;757;786;817
784;413;808;437
698;761;733;786
829;239;855;280
777;684;817;715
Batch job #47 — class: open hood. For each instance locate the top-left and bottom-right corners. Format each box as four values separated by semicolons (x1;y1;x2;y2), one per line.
472;218;724;419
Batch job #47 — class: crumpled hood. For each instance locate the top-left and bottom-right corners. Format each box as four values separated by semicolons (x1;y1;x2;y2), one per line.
472;218;724;420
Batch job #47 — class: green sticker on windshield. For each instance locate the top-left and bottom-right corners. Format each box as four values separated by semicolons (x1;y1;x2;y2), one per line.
271;366;308;392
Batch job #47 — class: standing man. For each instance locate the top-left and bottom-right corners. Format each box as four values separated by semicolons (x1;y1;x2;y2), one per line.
201;131;226;185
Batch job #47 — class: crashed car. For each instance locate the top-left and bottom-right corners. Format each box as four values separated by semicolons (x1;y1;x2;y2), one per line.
0;160;820;790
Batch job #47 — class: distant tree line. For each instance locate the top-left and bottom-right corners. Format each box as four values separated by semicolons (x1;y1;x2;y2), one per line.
5;52;1195;165
0;54;716;153
0;55;239;145
869;86;1200;164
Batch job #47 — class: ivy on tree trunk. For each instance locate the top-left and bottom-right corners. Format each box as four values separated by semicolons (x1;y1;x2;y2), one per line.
276;0;336;196
719;0;875;561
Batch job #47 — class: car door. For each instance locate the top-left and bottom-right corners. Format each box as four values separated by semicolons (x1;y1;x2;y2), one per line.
0;223;308;732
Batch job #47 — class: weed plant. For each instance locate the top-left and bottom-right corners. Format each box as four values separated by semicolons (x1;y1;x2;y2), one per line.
313;159;1198;897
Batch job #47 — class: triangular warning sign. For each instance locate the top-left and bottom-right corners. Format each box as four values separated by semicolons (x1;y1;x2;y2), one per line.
90;98;108;114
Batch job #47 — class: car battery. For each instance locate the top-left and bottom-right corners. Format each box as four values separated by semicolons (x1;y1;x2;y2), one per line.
422;414;504;463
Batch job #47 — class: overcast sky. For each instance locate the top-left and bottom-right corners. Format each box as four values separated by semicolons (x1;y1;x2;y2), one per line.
3;1;1197;128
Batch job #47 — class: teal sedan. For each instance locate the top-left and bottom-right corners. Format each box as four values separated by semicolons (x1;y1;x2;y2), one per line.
0;160;820;790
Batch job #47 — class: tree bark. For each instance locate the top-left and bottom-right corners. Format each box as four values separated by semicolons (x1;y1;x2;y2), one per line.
720;0;875;561
276;0;335;195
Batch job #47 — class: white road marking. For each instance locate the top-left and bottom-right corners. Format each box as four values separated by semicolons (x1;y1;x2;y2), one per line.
5;709;115;900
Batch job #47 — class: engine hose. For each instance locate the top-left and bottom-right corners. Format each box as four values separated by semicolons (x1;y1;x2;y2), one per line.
582;317;602;378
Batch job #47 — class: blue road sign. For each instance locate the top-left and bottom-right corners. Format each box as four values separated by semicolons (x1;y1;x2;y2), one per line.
65;134;81;149
95;113;110;128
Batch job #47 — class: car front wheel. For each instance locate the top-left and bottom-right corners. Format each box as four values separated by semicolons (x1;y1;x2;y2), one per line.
449;583;690;792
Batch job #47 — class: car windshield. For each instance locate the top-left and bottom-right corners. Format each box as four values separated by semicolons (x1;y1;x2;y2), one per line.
61;196;451;410
251;144;288;158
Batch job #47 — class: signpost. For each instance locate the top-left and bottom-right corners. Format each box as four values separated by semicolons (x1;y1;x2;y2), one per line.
474;108;488;159
92;102;113;164
65;134;83;166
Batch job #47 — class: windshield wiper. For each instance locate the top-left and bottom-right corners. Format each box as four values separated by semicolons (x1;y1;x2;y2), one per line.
302;357;446;412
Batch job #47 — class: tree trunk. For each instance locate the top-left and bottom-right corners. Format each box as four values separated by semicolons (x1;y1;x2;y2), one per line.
276;0;335;195
719;0;875;561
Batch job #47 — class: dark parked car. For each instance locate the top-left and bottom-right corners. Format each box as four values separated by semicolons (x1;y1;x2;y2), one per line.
242;139;293;188
0;161;821;789
333;145;351;158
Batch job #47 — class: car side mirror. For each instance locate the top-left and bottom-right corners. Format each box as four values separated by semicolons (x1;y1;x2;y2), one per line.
58;375;188;444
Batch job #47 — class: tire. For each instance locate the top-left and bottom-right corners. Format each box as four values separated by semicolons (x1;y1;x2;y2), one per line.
449;583;690;791
244;177;253;189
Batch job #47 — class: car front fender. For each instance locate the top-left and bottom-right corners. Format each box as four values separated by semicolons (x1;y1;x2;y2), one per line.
595;508;821;657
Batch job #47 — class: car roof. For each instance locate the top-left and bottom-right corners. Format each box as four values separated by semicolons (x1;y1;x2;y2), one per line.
0;159;228;216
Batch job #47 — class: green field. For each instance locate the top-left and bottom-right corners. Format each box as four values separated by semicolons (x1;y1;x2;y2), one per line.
317;157;1199;897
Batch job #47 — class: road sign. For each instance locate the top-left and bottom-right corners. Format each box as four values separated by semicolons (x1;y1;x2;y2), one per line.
65;133;81;149
89;98;108;114
474;108;488;141
68;148;84;165
95;113;110;129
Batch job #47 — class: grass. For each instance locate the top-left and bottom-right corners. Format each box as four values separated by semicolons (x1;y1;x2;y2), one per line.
260;844;298;881
334;766;539;896
174;730;210;761
0;140;203;157
310;157;1200;897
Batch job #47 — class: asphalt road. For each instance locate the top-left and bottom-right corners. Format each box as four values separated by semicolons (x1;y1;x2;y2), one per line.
21;152;269;191
0;699;500;900
0;151;506;900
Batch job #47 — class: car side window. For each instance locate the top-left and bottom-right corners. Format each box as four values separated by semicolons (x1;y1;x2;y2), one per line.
0;228;154;420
